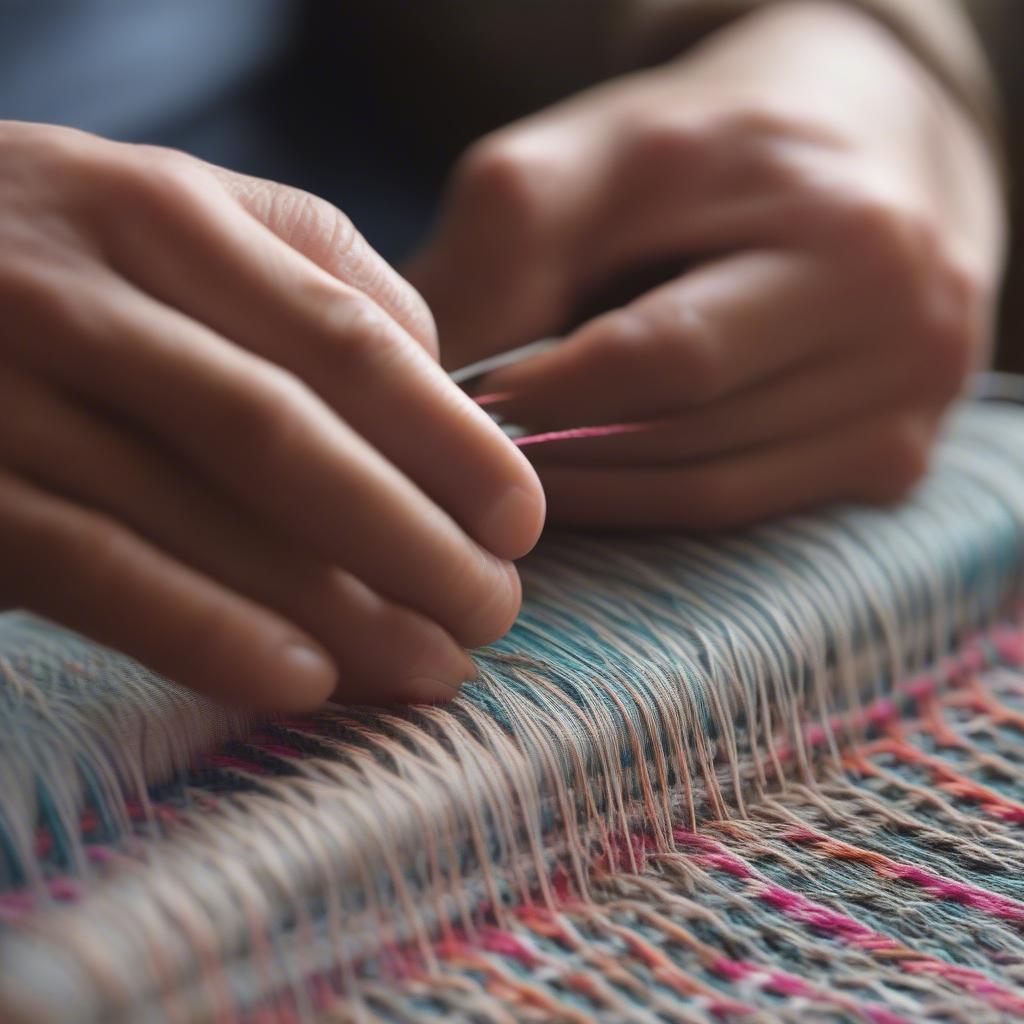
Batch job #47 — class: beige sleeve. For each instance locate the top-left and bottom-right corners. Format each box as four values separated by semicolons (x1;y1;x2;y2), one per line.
613;1;1003;159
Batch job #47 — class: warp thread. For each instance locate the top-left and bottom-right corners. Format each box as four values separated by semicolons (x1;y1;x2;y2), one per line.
0;403;1023;1022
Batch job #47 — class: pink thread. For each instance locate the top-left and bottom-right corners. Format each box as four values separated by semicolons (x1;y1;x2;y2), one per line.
709;957;750;982
866;1008;915;1024
479;927;540;966
902;675;937;699
245;735;301;758
206;753;266;774
760;885;874;942
48;877;83;901
515;422;654;448
884;864;1024;922
675;829;1024;1014
996;629;1024;663
473;391;517;407
765;971;815;997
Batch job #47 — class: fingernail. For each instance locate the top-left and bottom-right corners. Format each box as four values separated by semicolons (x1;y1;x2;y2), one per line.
482;484;546;560
403;672;470;704
456;648;479;677
280;641;337;700
404;646;477;703
516;423;647;447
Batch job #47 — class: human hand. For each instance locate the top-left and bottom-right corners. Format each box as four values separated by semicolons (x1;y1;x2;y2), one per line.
0;121;544;710
408;1;1003;529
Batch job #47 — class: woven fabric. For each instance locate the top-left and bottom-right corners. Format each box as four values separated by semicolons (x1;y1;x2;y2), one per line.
2;401;1024;1022
321;635;1024;1023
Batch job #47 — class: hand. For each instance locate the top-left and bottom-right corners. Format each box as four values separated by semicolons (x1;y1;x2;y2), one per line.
0;121;544;710
407;1;1003;530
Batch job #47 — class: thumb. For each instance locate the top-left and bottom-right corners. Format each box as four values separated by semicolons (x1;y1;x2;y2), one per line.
210;166;439;358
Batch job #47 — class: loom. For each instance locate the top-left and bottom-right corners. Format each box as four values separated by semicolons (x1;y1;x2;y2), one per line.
3;397;1024;1022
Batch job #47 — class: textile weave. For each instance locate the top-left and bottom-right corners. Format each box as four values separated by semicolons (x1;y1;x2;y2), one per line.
2;402;1024;1022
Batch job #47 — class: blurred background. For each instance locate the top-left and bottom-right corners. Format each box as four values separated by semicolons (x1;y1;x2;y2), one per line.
974;0;1024;373
1;0;1022;369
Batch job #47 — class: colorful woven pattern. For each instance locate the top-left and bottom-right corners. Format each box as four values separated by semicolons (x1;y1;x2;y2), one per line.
326;631;1024;1023
3;402;1024;1022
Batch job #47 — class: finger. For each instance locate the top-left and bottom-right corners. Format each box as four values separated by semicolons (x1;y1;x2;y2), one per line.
0;376;476;704
94;154;544;560
7;269;521;648
0;469;337;711
206;164;439;357
516;349;934;465
405;112;622;368
405;98;815;369
481;251;846;429
534;413;936;531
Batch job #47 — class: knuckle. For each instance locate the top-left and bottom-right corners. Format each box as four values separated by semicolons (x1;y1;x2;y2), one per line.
838;190;905;253
382;272;439;357
833;187;929;278
319;292;398;370
65;514;135;589
631;113;707;169
833;189;955;310
455;135;532;199
713;101;846;154
257;186;440;357
4;123;115;188
103;146;212;220
637;103;841;196
227;369;316;466
575;312;652;385
583;313;640;370
713;103;801;148
0;260;111;363
275;188;358;264
328;247;439;358
588;302;724;406
657;302;721;404
128;142;197;173
451;134;555;236
339;255;439;359
0;257;54;312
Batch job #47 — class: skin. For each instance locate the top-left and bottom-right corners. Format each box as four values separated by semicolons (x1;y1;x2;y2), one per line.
407;1;1005;530
0;121;545;711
